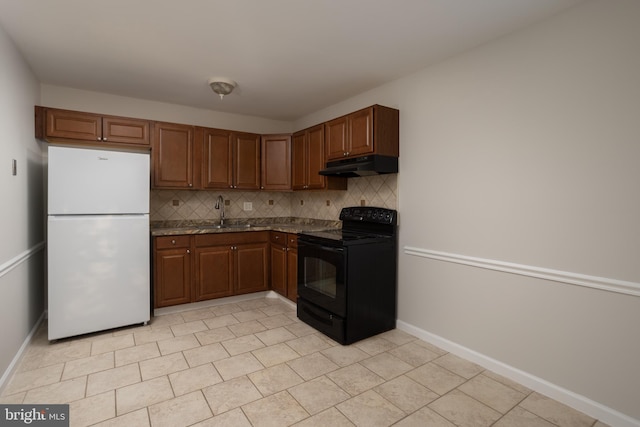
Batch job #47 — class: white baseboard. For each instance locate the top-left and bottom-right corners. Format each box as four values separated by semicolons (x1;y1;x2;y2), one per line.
396;320;640;427
0;311;46;395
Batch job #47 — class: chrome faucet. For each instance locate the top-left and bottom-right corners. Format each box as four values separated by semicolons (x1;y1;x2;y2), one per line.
214;195;225;226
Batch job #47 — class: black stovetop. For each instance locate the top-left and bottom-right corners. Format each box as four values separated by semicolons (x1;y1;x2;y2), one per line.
299;207;397;246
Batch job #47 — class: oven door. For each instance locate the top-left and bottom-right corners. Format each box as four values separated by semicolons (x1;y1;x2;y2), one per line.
297;237;346;316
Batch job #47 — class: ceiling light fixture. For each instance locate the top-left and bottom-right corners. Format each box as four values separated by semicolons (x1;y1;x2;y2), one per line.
208;77;237;100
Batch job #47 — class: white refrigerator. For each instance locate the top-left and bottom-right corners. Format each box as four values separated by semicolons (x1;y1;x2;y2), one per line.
47;145;150;340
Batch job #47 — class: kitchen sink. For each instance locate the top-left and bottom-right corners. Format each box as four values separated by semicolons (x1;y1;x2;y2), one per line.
196;223;253;229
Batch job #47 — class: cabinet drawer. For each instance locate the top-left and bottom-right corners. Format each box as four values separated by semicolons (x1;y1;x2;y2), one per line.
155;235;191;249
195;231;269;247
270;231;287;245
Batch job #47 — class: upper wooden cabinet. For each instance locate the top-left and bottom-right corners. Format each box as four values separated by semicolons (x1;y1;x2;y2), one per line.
201;128;233;189
325;105;399;161
35;107;150;147
233;132;261;190
261;134;291;191
200;129;261;190
293;124;346;190
152;121;195;189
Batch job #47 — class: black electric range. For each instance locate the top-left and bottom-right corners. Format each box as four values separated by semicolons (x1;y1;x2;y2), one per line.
296;206;398;345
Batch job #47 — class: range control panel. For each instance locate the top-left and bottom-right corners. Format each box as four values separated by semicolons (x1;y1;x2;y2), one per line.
340;207;397;225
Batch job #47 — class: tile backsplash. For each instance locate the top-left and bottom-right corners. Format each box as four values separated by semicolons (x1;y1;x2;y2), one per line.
150;174;397;222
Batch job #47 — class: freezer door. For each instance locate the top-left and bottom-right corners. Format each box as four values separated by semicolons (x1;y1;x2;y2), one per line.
48;214;150;340
48;146;150;215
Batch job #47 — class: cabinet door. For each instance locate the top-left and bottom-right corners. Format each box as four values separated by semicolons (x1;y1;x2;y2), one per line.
306;125;327;189
195;245;234;300
102;116;150;145
235;242;269;294
348;107;374;157
325;116;348;160
154;247;191;308
233;132;261;190
202;128;233;189
45;109;102;142
152;122;194;189
286;237;298;302
270;244;287;296
291;131;306;190
261;134;291;190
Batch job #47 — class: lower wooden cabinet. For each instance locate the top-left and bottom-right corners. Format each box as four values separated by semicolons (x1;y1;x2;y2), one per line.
153;236;192;308
153;232;269;308
270;232;298;302
154;231;303;308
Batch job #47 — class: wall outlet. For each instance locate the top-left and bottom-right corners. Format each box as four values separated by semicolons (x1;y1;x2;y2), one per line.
360;199;366;206
326;200;331;206
243;202;253;211
172;200;180;206
268;200;274;205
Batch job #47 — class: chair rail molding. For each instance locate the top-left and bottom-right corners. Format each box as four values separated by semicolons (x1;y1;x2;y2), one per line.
0;242;46;280
403;246;640;297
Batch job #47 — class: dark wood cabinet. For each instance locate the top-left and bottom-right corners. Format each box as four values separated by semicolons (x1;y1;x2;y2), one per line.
152;122;195;189
199;129;261;190
194;244;234;301
293;125;346;190
235;241;270;294
153;232;269;308
286;234;298;302
233;132;261;190
153;236;192;308
201;128;233;189
36;107;150;146
270;232;288;296
196;232;269;296
325;105;399;161
325;116;348;161
261;134;291;191
270;232;298;302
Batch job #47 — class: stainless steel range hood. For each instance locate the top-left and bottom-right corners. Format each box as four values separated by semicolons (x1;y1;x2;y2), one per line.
319;155;398;177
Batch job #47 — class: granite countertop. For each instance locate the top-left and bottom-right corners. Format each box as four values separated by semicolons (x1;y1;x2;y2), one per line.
150;217;341;236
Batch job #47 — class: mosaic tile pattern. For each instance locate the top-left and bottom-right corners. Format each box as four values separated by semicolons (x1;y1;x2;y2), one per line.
151;174;398;222
1;297;607;427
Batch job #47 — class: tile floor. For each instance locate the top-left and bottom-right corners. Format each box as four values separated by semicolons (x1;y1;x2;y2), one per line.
1;297;608;427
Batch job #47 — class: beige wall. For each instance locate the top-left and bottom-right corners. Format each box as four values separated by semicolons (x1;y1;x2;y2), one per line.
0;24;45;390
21;0;640;422
295;0;640;423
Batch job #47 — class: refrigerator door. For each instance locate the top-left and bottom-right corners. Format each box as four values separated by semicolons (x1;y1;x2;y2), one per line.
48;146;150;215
48;214;150;340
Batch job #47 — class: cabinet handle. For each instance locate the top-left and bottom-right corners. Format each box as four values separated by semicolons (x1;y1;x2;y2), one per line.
186;249;190;254
171;239;176;245
188;183;193;187
97;137;102;141
103;137;107;141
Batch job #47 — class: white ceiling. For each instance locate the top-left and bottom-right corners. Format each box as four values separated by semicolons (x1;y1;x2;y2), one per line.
0;0;585;121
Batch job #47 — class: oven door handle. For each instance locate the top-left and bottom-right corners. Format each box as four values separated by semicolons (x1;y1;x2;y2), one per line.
317;245;343;254
300;240;344;253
